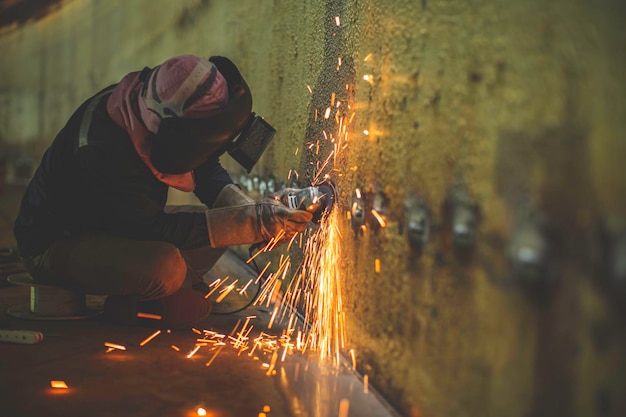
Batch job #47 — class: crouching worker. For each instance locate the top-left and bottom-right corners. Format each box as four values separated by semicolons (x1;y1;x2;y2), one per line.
13;55;312;329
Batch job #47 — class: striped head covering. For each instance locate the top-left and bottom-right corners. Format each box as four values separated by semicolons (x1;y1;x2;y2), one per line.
107;55;230;191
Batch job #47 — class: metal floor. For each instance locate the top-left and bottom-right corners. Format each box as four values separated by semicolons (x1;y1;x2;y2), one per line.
0;251;397;417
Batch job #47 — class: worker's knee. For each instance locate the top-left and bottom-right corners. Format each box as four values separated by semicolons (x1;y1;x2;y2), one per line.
142;242;186;298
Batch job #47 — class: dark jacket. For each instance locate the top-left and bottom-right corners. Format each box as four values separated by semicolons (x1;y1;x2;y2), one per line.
14;86;233;257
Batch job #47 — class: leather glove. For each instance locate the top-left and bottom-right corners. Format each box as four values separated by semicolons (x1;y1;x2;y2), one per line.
206;195;313;248
212;184;254;208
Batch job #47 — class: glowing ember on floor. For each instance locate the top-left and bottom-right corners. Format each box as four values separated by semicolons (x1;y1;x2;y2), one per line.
50;380;68;389
104;342;126;351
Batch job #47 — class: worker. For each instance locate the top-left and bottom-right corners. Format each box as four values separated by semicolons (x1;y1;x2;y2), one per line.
13;54;313;328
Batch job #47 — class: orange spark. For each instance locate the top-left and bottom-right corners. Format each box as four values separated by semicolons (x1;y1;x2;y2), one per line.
363;74;374;85
324;107;332;119
287;232;300;251
205;277;228;298
139;330;161;347
239;279;254;295
136;312;161;320
266;350;278;376
205;345;225;367
247;247;265;264
186;345;201;359
334;15;340;26
216;280;238;303
267;305;279;329
371;209;387;227
255;261;272;284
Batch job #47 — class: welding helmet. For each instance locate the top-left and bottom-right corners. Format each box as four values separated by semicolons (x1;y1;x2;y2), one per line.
141;55;275;174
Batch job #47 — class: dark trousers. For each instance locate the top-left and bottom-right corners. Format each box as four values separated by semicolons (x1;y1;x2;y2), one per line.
22;206;225;301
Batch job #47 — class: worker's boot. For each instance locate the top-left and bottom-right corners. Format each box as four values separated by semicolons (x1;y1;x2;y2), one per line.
104;288;211;329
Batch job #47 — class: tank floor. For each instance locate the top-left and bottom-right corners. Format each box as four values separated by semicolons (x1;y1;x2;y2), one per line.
0;251;395;417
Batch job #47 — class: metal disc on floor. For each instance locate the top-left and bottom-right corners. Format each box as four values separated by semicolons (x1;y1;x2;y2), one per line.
6;273;99;320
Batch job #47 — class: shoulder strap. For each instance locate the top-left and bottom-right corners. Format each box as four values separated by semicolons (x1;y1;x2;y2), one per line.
77;86;116;150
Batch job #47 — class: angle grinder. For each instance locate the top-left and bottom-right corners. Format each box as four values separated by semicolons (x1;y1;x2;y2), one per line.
278;181;337;223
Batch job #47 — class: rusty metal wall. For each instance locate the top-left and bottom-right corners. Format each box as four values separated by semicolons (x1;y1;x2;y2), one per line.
1;1;625;416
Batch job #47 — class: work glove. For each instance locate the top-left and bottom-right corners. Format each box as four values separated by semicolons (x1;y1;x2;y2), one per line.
206;186;313;248
212;184;255;208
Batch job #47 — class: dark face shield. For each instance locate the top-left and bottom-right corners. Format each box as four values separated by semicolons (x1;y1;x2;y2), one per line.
149;56;275;175
227;114;276;173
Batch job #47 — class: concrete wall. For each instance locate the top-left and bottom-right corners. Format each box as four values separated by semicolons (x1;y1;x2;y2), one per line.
1;1;625;416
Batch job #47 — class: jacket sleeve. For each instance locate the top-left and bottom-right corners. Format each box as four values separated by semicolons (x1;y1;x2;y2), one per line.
76;134;211;250
192;156;234;208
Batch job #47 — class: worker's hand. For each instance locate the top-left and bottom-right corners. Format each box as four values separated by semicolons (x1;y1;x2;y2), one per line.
205;198;312;248
257;198;312;243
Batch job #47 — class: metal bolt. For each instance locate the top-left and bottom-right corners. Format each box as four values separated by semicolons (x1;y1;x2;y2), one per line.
406;197;430;250
451;203;478;248
445;185;479;249
508;213;551;284
351;188;366;231
370;190;389;230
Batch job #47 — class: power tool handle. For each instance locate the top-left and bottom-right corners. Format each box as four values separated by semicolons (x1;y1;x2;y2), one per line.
0;329;44;344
